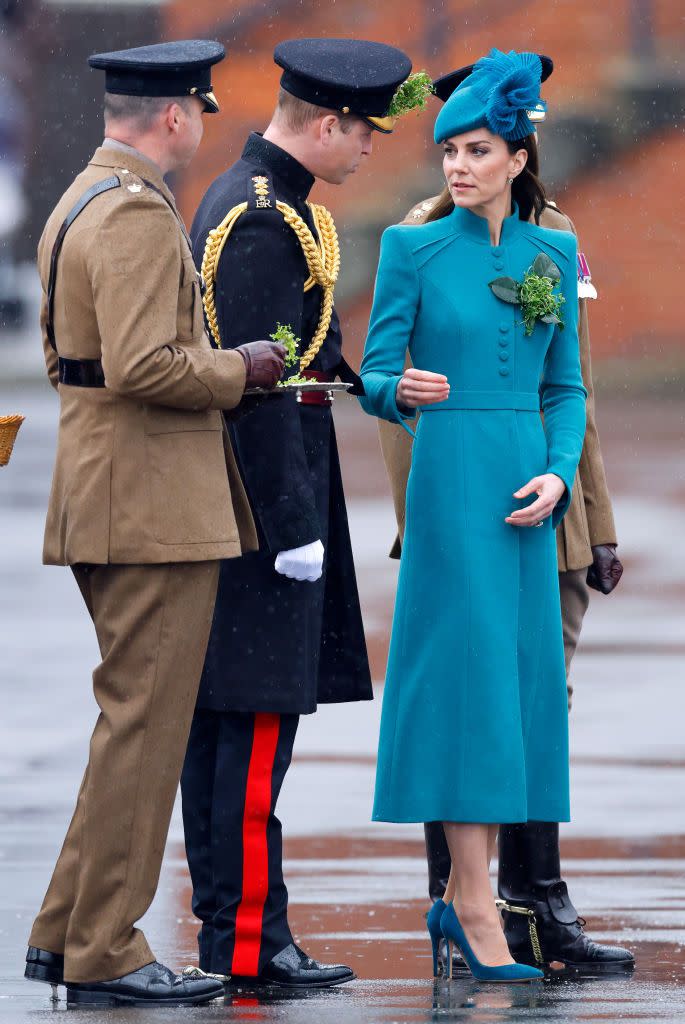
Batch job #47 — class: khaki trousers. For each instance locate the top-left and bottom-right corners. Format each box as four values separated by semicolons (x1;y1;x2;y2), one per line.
559;567;591;709
28;560;220;983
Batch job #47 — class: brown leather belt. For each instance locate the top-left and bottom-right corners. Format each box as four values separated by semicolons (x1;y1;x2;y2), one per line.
299;369;333;406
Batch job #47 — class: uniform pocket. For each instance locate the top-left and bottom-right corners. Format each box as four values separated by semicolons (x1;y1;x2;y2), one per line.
146;429;237;545
144;405;221;435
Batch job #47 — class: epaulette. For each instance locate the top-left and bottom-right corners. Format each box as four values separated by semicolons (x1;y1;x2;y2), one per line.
247;172;276;211
115;168;147;196
408;198;437;221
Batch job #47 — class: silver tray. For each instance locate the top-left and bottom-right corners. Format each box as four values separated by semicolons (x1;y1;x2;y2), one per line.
245;381;353;400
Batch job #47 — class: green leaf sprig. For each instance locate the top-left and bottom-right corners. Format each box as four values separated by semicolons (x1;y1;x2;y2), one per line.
387;71;434;118
489;253;565;337
269;322;308;387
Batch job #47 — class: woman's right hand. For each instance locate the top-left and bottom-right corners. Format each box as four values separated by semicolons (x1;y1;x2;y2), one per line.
396;368;450;409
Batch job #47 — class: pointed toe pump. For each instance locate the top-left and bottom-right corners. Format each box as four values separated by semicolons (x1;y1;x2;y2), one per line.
427;898;448;978
440;903;544;983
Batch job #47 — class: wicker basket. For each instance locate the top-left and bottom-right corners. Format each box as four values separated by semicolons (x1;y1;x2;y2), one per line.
0;414;25;467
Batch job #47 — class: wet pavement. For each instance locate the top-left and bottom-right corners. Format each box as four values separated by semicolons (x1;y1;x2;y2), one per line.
1;347;684;1020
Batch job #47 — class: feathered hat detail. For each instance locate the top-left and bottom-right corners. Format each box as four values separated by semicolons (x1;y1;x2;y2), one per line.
434;48;546;144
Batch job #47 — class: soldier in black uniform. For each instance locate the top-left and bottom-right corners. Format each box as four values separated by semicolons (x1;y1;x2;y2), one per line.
182;38;415;988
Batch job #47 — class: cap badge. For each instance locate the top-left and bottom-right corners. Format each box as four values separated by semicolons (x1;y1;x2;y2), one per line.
127;183;142;193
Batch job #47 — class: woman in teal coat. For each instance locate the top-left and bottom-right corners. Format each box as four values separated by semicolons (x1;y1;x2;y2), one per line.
360;50;586;982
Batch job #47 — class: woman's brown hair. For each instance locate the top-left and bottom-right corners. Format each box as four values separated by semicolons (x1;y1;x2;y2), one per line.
423;134;551;227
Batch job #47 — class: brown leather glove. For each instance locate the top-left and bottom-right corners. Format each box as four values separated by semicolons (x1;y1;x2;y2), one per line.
235;340;286;391
587;544;623;595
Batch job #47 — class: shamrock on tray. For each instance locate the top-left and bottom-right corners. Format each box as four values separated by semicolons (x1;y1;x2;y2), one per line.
489;252;565;337
269;322;308;386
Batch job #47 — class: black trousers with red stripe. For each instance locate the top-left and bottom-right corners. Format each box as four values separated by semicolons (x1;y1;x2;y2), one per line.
181;710;299;976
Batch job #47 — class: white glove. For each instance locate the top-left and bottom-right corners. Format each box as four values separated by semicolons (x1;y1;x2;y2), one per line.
274;540;324;582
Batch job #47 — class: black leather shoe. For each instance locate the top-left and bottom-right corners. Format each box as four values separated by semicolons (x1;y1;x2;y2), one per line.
230;943;355;989
502;882;635;976
66;960;224;1006
25;947;64;987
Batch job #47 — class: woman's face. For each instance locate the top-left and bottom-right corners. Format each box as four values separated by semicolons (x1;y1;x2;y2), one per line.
442;128;527;209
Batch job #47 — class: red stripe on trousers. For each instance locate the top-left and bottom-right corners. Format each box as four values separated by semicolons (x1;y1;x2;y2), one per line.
231;712;281;976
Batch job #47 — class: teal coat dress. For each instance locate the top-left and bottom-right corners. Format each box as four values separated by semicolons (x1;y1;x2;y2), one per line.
360;203;586;824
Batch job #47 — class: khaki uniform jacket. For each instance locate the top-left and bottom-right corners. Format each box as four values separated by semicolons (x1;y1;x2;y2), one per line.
39;146;257;566
378;200;617;571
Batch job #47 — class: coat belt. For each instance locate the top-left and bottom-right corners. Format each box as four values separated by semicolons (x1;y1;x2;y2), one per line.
420;390;540;412
299;368;332;406
58;356;106;388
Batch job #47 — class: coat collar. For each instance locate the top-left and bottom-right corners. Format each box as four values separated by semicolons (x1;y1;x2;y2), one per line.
241;132;315;201
89;145;177;208
449;200;522;246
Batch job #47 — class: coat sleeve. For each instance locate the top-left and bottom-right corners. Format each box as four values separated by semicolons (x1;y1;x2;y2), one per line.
540;231;588;527
210;206;321;553
359;226;420;429
39;294;59;391
36;231;59;391
576;299;617;544
374;203;440;556
92;196;246;410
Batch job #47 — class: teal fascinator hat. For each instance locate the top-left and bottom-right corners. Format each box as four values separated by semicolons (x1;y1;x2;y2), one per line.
434;48;546;144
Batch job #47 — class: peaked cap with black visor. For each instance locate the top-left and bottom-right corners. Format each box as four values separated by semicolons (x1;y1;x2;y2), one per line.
89;39;225;113
274;38;413;134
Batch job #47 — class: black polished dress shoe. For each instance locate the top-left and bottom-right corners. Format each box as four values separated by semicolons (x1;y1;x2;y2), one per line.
503;882;635;976
25;947;64;987
229;943;355;989
66;960;224;1006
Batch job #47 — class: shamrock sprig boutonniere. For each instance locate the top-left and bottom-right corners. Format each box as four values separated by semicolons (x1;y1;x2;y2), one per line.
489;253;565;337
387;71;434;118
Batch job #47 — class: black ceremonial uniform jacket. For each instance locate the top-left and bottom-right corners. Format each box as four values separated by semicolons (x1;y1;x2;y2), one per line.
190;133;373;715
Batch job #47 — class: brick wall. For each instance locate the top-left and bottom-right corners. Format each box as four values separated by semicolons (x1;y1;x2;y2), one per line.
165;0;683;364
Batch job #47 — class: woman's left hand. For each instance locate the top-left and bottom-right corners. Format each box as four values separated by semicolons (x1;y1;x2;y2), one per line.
505;474;566;528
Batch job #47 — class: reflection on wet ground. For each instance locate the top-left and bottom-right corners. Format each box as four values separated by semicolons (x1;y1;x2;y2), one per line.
1;386;684;1021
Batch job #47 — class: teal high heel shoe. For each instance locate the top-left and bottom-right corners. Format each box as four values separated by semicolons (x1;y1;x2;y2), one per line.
427;898;448;978
440;903;544;983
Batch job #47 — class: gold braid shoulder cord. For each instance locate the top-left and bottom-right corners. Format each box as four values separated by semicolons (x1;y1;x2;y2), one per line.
201;190;340;372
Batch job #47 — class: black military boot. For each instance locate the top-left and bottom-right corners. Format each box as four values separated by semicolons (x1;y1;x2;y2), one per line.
498;822;635;976
425;822;451;902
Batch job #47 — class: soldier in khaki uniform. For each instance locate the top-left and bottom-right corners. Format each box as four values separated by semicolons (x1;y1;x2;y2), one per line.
23;42;285;1008
377;59;632;976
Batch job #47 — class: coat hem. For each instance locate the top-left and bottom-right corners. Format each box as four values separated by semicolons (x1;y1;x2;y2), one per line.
44;541;244;566
195;689;374;716
372;811;571;824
